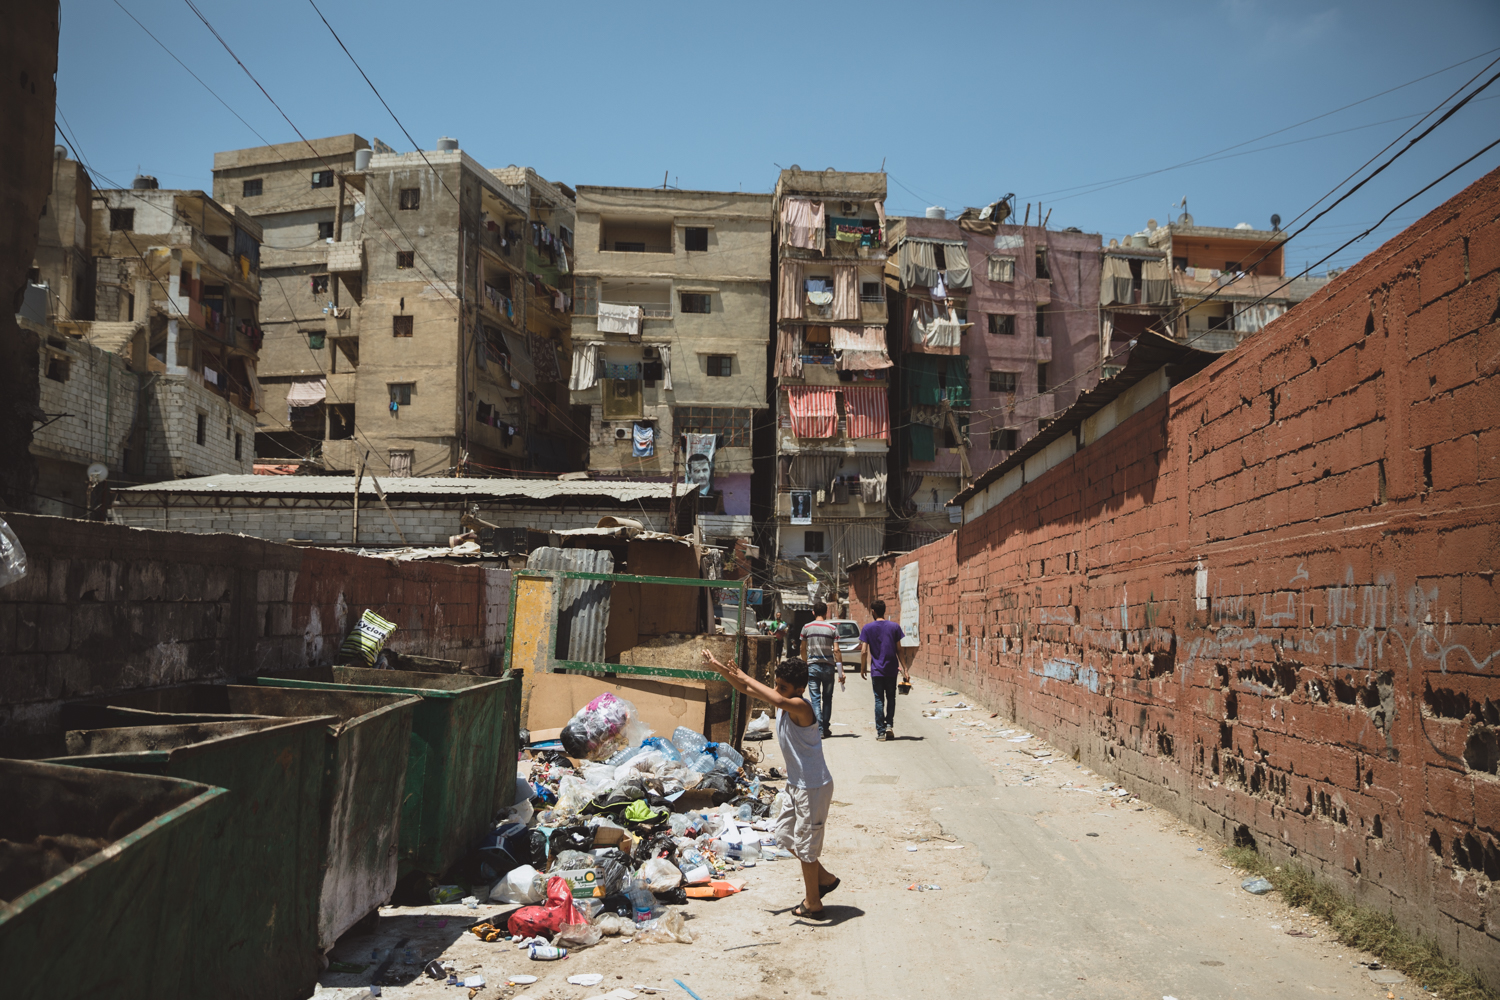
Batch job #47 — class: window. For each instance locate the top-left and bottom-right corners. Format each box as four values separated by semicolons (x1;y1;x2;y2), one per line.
392;315;413;337
389;450;413;477
195;413;207;446
988;313;1015;336
706;354;733;377
1225;260;1243;273
804;531;825;554
311;170;335;189
45;355;69;382
399;188;420;210
328;404;354;440
684;227;708;252
933;245;949;270
1173;256;1188;271
988;370;1017;393
234;432;243;460
242;178;263;197
389;383;413;406
680;292;711;314
109;208;134;231
861;281;882;301
1035;307;1048;338
307;330;326;351
1035;246;1051;279
333;337;359;372
674;407;752;447
1209;313;1231;330
396;250;414;269
987;255;1015;282
1037;363;1049;394
643;359;664;386
317;220;334;240
311;274;330;294
990;427;1018;451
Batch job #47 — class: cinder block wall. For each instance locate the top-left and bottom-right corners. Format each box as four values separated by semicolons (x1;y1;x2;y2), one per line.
0;512;510;748
849;168;1500;982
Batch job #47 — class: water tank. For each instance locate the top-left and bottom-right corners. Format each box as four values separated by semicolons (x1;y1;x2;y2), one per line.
925;206;946;219
436;136;459;152
1130;232;1149;247
353;148;372;171
132;174;158;190
1234;222;1253;230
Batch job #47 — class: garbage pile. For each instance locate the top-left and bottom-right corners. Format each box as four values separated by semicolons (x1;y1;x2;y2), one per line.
456;694;791;959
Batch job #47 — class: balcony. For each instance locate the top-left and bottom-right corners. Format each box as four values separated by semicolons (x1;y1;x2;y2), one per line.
599;219;673;255
860;297;888;323
326;240;363;274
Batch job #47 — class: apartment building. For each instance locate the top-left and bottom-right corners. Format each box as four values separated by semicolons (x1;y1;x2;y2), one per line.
30;145;94;324
768;168;891;588
1101;212;1327;354
86;173;262;484
567;185;772;519
884;210;1103;548
215;136;573;477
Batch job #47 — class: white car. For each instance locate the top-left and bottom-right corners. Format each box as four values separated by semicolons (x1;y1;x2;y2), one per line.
827;619;864;669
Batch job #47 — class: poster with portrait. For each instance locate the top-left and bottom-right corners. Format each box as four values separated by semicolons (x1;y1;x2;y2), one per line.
684;432;716;496
790;489;812;525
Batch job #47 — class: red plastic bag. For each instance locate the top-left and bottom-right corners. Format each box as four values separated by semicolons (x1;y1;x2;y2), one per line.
507;876;584;938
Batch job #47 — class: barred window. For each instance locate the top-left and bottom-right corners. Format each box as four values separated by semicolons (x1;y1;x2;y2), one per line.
674;406;752;447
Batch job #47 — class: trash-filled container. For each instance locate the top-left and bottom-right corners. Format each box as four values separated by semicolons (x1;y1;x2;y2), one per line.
42;715;332;1000
63;684;420;950
259;666;519;876
0;759;227;999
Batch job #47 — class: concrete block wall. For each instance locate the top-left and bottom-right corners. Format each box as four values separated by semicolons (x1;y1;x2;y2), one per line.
33;337;137;471
0;512;510;749
110;499;668;547
849;168;1500;983
143;374;257;481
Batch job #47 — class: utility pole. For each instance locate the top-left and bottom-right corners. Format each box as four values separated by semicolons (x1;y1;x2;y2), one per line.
667;436;681;534
352;450;366;545
332;172;345;312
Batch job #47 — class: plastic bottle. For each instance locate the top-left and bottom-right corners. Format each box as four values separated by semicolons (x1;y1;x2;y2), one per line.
528;944;568;961
736;802;754;823
624;878;660;923
672;727;710;756
715;743;745;772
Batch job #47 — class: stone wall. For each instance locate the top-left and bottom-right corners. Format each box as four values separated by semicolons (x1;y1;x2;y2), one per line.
0;512;510;751
849;168;1500;983
143;374;258;481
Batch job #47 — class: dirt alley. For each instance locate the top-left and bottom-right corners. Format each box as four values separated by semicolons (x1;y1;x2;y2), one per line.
311;676;1414;1000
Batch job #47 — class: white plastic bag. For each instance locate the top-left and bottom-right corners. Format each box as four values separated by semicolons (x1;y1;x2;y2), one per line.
641;857;683;892
631;909;693;944
560;693;652;761
553;775;594;817
490;864;545;904
595;912;634;936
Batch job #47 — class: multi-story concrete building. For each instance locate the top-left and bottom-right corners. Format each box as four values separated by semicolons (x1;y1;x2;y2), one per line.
567;185;772;520
31;144;94;324
1100;212;1328;354
883;210;1103;548
214;135;576;477
767;168;891;591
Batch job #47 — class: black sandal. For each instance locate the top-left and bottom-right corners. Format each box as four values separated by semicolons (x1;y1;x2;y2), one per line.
819;877;840;898
792;903;829;919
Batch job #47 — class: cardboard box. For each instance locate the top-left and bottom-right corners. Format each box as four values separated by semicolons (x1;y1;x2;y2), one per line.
552;868;604;899
592;825;635;856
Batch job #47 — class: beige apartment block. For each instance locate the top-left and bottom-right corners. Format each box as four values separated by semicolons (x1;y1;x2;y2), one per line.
769;168;891;596
214;136;578;477
568;186;772;518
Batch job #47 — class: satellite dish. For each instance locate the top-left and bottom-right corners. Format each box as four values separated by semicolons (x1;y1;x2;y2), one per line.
1271;213;1281;231
86;463;109;482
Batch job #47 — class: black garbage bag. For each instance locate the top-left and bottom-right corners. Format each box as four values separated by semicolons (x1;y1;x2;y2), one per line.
599;891;634;918
652;886;688;906
478;822;545;875
694;772;736;804
548;823;593;859
594;851;631;895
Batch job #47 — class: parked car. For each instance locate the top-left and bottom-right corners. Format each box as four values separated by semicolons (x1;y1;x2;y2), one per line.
828;619;864;670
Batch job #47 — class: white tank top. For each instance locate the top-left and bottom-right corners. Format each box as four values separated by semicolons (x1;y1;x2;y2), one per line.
777;705;832;789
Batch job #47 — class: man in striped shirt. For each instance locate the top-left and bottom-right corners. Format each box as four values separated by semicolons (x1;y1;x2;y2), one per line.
799;602;844;738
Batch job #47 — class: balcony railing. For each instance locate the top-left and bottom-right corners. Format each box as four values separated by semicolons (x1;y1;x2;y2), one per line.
600;242;673;254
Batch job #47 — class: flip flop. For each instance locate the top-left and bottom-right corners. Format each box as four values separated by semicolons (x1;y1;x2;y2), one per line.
819;877;841;898
792;903;830;919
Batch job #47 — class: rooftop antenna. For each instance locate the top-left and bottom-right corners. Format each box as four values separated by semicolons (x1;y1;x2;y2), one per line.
663;170;669;190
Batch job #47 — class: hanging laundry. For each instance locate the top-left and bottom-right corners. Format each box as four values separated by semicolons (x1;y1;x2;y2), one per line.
568;343;599;390
786;386;837;439
632;422;655;457
781;198;826;252
597;302;643;338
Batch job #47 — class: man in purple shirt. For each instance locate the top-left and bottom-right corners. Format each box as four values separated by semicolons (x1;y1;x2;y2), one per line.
859;599;912;741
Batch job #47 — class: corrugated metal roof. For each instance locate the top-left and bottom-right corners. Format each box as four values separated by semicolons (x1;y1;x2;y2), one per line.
526;547;613;663
117;474;678;503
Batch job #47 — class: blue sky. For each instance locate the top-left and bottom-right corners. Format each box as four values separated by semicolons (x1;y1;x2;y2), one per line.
57;0;1500;275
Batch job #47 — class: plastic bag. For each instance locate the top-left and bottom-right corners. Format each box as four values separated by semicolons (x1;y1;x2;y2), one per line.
554;920;602;949
746;711;772;735
631;909;693;944
551;850;595;872
641;857;683;892
553;776;594;817
507;876;586;938
561;693;651;761
490;864;545;904
340;609;397;667
594;912;634;936
0;518;27;589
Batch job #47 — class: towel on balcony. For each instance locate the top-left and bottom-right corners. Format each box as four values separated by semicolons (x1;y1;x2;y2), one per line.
786;386;837;439
842;385;889;441
807;290;833;307
832;327;892;371
633;422;654;458
569;342;600;390
910;304;962;351
597;302;642;338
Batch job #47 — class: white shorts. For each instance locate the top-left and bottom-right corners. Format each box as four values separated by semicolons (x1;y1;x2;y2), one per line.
775;781;834;863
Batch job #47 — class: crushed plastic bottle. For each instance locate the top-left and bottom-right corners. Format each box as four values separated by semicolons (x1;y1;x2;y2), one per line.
672;726;710;756
528;944;567;961
624;877;661;923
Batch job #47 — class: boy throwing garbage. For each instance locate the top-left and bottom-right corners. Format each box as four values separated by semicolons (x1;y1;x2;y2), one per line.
700;649;840;918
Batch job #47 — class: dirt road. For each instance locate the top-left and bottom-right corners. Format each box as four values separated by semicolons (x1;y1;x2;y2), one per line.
313;676;1405;1000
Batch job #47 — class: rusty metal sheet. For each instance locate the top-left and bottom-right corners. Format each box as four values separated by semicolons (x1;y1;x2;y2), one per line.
526;547;613;663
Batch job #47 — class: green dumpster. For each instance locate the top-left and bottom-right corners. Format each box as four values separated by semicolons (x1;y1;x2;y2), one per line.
259;666;518;876
0;759;227;999
63;684;420;950
44;715;331;1000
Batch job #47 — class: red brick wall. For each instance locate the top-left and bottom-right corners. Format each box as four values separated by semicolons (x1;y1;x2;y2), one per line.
0;513;509;750
850;168;1500;981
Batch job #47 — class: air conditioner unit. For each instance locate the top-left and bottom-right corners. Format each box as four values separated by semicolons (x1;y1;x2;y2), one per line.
615;427;629;440
642;346;659;359
840;201;857;215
